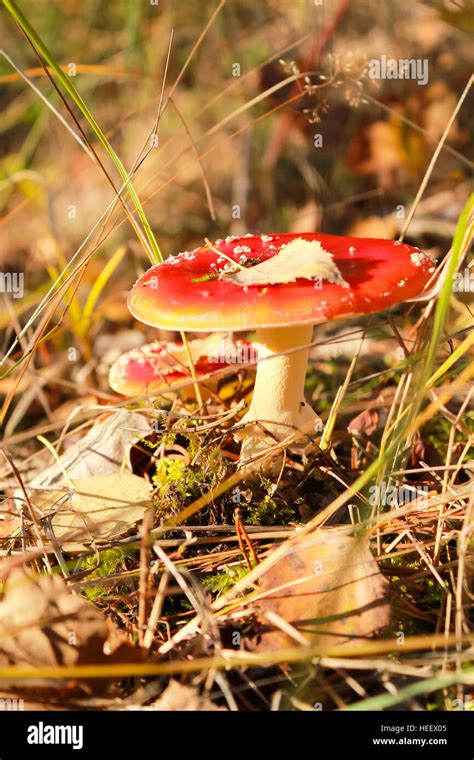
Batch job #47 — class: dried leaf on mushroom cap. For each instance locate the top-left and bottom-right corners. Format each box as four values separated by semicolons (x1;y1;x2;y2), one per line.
223;238;349;288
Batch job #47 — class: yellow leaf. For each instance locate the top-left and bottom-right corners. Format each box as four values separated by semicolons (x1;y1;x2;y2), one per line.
51;473;152;547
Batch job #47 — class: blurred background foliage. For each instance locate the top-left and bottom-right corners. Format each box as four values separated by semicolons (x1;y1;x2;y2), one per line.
0;0;472;375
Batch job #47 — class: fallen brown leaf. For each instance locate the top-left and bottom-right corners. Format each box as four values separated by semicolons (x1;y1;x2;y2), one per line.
26;409;151;491
347;387;397;437
49;472;153;547
256;528;390;651
0;568;135;670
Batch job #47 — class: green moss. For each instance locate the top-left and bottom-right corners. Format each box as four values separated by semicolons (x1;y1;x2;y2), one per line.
202;564;249;594
423;578;446;606
154;458;188;491
241;476;296;525
244;493;292;525
153;457;207;504
79;548;129;601
152;445;228;522
423;414;474;456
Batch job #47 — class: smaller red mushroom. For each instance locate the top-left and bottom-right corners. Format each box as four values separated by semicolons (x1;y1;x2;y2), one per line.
109;334;252;399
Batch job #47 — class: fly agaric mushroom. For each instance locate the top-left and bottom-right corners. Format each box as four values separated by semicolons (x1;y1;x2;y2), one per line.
109;334;251;399
128;233;434;459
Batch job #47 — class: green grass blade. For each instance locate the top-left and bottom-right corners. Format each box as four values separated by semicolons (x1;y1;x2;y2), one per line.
340;668;474;711
420;192;473;391
3;0;162;264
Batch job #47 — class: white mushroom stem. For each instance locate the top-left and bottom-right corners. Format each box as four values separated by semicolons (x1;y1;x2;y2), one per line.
239;324;320;459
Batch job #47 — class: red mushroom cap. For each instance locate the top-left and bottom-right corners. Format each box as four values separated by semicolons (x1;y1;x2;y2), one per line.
109;335;251;396
128;233;435;332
